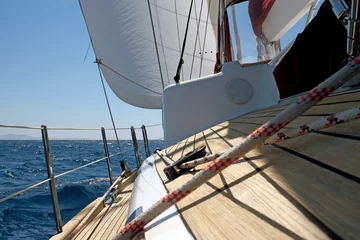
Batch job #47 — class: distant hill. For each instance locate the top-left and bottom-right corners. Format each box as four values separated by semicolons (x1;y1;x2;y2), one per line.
0;134;40;140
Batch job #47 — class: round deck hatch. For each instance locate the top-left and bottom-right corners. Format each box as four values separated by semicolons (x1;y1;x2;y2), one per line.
225;78;253;104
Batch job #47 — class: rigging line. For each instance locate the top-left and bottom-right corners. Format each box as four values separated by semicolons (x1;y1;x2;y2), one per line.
142;0;217;25
190;0;205;79
194;0;204;51
199;0;212;77
84;40;91;62
154;0;171;85
174;0;195;83
97;65;127;171
146;0;165;89
99;61;162;95
174;0;185;82
230;5;242;62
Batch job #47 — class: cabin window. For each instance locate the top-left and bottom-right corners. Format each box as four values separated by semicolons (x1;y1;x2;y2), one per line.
221;1;280;65
218;0;351;100
219;0;322;66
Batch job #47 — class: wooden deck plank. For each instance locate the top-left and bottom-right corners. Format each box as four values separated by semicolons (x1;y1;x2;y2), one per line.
244;147;360;239
70;88;360;240
318;90;360;104
302;101;359;116
155;89;360;239
73;183;133;240
74;207;107;240
220;116;360;179
209;121;360;239
50;198;104;240
103;194;131;240
319;119;360;137
236;90;360;120
166;139;188;159
112;208;130;236
202;127;335;239
93;189;132;240
157;131;331;239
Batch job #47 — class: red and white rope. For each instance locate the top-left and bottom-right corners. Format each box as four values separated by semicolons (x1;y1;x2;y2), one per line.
112;57;360;240
262;106;360;146
179;106;360;169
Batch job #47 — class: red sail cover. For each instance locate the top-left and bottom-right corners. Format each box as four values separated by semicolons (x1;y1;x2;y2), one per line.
248;0;276;37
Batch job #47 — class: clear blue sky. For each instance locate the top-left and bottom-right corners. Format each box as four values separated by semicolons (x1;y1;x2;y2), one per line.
0;1;163;140
0;1;323;140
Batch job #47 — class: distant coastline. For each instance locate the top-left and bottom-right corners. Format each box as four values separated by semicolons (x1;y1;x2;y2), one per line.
0;134;152;141
0;134;40;140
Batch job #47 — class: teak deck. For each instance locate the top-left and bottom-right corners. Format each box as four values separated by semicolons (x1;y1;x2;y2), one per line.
50;176;135;240
53;88;360;240
71;183;133;240
155;88;360;239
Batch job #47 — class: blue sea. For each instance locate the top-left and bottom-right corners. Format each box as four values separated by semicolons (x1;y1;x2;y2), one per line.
0;140;164;240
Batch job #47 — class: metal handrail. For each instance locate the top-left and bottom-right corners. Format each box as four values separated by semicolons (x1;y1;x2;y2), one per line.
130;126;141;167
0;123;162;233
0;150;136;204
41;125;62;232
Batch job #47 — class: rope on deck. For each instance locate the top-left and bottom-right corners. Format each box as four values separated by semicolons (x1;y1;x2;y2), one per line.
112;56;360;240
179;106;360;169
262;106;360;146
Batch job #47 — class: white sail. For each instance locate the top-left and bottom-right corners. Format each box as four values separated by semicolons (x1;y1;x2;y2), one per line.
80;0;219;109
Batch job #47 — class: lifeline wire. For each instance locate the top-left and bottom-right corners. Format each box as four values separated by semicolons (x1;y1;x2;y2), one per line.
97;65;127;171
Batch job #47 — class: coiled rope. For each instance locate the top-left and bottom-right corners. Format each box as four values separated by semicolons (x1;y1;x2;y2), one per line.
112;56;360;240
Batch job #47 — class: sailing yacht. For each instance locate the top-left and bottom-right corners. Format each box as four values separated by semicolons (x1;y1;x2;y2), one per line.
51;0;360;239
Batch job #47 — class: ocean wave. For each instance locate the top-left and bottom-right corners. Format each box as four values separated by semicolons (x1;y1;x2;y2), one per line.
71;177;109;185
0;139;164;239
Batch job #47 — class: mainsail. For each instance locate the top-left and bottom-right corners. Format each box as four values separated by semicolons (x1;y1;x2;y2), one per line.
80;0;219;109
